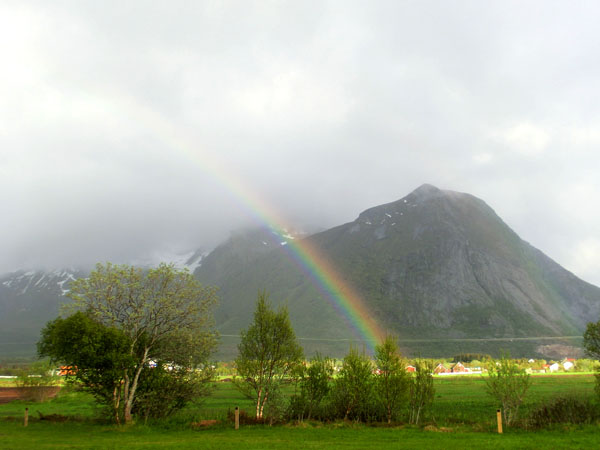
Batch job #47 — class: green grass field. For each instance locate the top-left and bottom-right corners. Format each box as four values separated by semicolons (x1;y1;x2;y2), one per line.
1;375;598;449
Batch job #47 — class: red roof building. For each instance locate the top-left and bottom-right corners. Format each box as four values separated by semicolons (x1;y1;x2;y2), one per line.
433;363;450;374
451;362;467;373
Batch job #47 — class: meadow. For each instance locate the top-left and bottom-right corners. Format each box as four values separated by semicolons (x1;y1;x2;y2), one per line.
1;374;599;449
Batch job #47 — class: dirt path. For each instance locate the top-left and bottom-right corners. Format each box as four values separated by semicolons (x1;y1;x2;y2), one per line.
0;387;61;404
0;387;21;404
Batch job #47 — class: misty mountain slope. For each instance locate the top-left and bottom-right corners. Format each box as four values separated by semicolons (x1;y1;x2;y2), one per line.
0;270;83;356
195;227;351;342
197;184;600;356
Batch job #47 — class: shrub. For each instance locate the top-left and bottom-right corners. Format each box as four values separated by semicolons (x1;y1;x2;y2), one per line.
133;364;215;421
527;396;599;429
484;353;531;426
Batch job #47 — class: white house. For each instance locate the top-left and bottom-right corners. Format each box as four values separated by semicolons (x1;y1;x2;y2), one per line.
563;361;574;371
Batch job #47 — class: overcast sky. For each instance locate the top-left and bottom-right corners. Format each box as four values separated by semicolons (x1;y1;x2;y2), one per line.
1;0;599;285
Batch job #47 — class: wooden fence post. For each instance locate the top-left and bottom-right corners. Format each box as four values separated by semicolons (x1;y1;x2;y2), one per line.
496;409;503;434
235;406;239;430
24;408;29;427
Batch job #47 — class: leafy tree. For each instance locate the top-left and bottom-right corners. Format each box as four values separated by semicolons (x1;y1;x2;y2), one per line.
234;291;304;420
584;321;600;360
583;320;600;397
332;347;375;421
40;263;218;424
484;353;531;426
38;312;134;422
374;336;410;423
408;359;435;425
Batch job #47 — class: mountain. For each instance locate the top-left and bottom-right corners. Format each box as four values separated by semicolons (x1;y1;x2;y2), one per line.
197;185;600;358
0;269;83;357
3;185;598;360
0;250;208;359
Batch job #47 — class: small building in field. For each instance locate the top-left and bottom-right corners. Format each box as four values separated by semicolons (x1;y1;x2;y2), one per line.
451;362;467;373
563;361;574;371
433;363;450;374
406;365;416;373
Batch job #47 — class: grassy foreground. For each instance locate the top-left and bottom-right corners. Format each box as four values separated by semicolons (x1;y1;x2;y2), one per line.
0;375;599;449
1;421;600;449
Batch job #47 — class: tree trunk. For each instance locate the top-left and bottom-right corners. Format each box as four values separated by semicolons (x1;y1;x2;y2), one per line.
123;348;149;424
256;387;262;419
112;384;121;424
259;390;269;420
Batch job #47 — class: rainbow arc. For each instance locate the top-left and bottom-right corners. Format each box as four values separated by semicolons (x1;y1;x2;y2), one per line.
122;99;385;350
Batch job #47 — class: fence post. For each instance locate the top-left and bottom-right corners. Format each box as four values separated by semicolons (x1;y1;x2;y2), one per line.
24;408;29;427
496;409;503;434
235;406;239;430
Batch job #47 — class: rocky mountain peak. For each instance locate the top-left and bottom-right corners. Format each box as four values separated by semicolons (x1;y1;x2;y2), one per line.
411;183;442;198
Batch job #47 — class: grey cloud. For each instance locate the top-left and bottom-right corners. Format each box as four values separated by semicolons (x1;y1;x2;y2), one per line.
1;1;599;285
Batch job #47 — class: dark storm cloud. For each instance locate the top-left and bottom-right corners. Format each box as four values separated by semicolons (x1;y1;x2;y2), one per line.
1;1;599;284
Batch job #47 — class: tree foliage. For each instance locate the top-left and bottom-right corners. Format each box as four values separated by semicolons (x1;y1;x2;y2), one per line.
290;353;334;421
583;321;600;360
133;363;214;422
332;347;375;421
484;353;531;426
374;336;410;423
408;359;435;425
39;263;218;424
38;312;134;422
583;320;600;399
234;291;304;420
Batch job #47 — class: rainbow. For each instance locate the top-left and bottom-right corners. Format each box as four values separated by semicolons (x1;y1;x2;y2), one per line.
277;236;386;351
121;99;385;351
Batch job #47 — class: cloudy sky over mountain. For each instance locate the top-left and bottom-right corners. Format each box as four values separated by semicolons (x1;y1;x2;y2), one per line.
1;1;599;285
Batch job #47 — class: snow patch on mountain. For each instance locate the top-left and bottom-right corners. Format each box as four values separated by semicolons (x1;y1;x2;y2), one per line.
0;269;79;297
131;248;210;273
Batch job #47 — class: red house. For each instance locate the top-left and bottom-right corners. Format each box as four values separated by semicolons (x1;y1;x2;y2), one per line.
451;362;467;373
433;363;450;374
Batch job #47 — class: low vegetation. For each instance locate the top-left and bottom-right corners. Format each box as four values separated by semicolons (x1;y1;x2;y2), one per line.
0;375;598;449
484;353;531;425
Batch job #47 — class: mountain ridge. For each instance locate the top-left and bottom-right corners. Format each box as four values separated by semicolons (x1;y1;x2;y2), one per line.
2;185;598;359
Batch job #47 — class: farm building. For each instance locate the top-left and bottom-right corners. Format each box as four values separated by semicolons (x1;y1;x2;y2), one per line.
563;361;574;371
451;362;468;373
433;363;450;374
